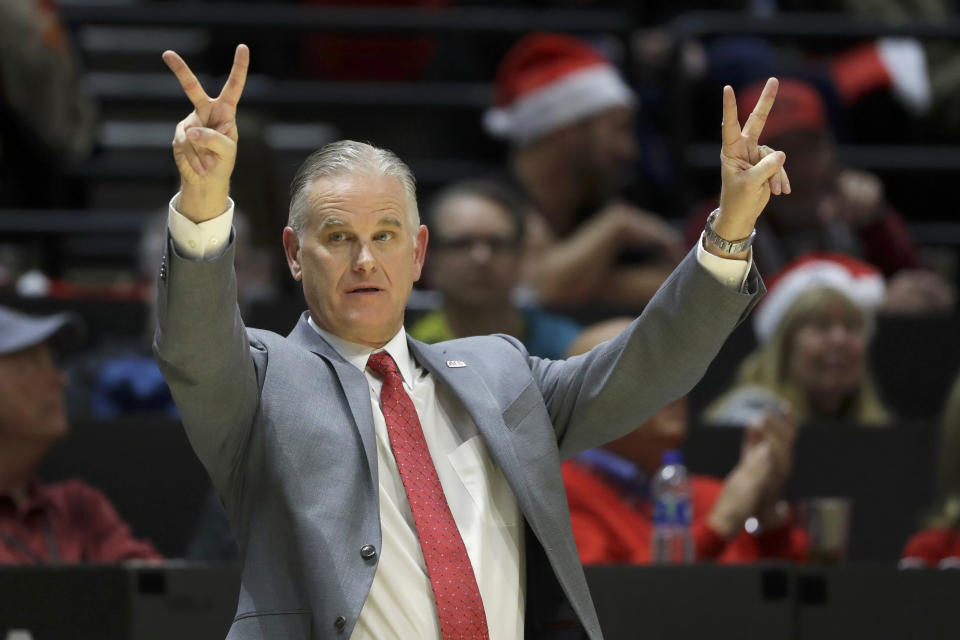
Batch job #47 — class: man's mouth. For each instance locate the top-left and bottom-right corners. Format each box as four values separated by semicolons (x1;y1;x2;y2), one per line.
347;286;383;294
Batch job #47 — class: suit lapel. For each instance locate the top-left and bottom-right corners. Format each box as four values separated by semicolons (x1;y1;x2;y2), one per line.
407;337;549;534
287;313;378;486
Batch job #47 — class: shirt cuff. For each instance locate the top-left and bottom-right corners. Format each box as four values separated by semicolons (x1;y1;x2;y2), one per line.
695;232;753;291
167;192;234;261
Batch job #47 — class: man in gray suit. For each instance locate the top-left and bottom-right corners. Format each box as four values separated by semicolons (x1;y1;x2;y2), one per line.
155;44;790;639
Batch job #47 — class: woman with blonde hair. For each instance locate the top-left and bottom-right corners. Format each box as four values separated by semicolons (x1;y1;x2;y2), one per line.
900;375;960;568
706;253;891;426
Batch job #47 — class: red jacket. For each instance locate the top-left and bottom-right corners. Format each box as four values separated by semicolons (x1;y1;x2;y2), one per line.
562;460;806;564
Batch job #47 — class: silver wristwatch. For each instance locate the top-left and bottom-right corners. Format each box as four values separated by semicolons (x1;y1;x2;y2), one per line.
704;208;755;254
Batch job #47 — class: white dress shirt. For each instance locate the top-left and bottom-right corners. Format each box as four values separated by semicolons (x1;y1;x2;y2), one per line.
166;194;753;639
308;321;525;640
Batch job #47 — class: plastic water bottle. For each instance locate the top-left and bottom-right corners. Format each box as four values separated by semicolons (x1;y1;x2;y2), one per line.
651;449;694;563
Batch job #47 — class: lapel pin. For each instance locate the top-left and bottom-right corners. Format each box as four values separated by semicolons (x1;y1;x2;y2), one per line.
446;360;466;368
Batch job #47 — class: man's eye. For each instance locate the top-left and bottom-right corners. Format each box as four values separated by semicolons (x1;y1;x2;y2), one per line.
374;231;394;241
329;232;347;242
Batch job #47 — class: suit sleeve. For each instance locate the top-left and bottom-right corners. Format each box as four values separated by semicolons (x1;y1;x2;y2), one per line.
524;245;764;460
152;227;264;498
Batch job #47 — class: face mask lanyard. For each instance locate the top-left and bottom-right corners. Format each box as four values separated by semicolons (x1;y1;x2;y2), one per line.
0;515;61;564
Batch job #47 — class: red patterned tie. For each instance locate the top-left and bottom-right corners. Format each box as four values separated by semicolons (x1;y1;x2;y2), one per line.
367;352;490;639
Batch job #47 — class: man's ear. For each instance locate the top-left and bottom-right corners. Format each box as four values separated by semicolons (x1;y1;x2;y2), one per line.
282;227;303;281
412;224;429;282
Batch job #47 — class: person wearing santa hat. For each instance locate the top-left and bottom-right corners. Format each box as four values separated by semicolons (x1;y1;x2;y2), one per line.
704;253;892;427
485;32;685;308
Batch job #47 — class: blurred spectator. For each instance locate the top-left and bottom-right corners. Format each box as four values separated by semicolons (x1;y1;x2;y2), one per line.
409;179;581;359
0;0;96;206
0;306;161;564
561;318;806;564
900;372;960;569
486;33;684;308
705;254;892;426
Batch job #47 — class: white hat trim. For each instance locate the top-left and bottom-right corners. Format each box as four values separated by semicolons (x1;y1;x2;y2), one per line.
753;261;886;343
484;65;634;145
878;37;931;114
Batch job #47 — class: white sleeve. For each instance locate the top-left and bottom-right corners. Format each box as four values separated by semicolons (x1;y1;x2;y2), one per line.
695;232;753;291
167;192;234;260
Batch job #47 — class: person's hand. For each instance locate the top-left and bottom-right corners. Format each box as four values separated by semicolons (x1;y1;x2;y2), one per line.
162;43;249;222
714;78;791;254
707;407;798;538
883;269;956;314
707;426;775;539
601;202;686;262
818;169;885;229
752;408;798;524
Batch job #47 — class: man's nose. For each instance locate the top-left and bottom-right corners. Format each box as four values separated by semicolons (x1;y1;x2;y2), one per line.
353;242;377;272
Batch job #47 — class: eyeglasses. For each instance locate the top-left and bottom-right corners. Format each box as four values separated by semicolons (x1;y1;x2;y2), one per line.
432;235;520;253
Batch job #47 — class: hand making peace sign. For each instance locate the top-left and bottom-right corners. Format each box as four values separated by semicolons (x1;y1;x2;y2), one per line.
163;44;249;221
714;77;791;244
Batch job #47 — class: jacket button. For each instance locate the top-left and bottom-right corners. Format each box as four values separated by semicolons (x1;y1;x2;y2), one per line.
334;616;346;631
360;544;377;560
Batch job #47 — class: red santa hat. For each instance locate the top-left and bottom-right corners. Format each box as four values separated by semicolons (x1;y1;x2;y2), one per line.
831;38;931;114
753;253;886;343
484;33;635;146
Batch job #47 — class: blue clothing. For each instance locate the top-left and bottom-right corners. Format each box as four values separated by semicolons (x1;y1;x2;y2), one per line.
91;353;178;419
576;448;651;501
522;309;581;360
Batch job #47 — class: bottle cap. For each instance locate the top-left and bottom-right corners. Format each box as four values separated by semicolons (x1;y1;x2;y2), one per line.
662;450;683;465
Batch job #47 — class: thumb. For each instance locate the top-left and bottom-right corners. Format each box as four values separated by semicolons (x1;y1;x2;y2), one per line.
747;150;785;184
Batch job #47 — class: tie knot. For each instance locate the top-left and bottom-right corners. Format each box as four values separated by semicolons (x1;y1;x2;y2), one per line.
367;351;399;379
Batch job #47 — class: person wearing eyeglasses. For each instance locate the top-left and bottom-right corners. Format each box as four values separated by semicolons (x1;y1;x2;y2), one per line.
409;179;581;360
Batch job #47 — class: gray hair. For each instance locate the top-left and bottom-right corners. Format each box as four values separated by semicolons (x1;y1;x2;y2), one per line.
287;140;419;239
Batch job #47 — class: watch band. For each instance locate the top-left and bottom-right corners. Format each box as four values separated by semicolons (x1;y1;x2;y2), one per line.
704;208;756;254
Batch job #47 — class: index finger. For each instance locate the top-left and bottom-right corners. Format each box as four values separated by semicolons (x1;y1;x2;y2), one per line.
721;85;741;147
162;50;209;111
741;77;779;143
217;44;250;106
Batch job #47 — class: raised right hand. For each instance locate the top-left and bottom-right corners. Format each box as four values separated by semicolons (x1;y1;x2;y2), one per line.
162;44;249;220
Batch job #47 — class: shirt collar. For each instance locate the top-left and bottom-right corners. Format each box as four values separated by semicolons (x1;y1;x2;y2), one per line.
307;316;415;387
0;477;56;517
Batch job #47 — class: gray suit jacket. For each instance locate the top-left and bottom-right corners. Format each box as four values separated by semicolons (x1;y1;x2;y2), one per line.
154;234;762;639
